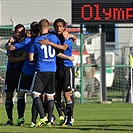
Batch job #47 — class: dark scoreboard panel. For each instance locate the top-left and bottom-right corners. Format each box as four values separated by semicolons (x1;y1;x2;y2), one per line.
72;0;133;24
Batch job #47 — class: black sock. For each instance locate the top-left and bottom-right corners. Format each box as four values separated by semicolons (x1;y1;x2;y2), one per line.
42;100;48;115
60;100;67;116
47;98;54;123
55;101;63;117
70;93;74;118
66;100;73;121
33;97;45;119
5;100;13;120
31;103;38;123
55;100;67;117
17;96;25;118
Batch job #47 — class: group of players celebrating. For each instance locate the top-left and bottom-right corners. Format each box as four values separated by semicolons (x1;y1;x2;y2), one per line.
4;18;76;127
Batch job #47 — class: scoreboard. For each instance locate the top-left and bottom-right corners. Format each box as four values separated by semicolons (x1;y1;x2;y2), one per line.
72;0;133;24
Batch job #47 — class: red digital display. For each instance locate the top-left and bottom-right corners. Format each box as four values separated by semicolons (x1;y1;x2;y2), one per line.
72;0;133;24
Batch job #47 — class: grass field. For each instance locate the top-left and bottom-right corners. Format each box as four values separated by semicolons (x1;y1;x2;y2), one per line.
0;101;133;133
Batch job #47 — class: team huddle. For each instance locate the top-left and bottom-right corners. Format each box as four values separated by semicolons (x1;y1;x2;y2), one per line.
4;18;76;127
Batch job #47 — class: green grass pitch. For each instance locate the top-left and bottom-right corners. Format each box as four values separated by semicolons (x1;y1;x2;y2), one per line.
0;102;133;133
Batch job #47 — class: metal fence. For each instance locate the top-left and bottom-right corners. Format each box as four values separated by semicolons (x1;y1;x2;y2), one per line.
74;64;130;103
0;25;133;103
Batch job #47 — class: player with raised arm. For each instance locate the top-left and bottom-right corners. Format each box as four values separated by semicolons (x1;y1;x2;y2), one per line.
39;18;75;126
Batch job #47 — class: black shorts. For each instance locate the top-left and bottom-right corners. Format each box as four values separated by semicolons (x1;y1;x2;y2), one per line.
17;73;34;92
56;67;75;92
32;72;55;95
5;68;22;92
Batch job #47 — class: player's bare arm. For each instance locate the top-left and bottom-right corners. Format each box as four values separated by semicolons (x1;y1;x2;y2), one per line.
39;39;68;51
7;52;28;63
63;30;76;42
69;34;76;42
57;53;75;61
5;45;16;51
28;53;34;62
5;37;15;50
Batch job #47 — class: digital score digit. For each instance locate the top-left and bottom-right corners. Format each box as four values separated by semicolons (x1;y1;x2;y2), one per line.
72;0;133;24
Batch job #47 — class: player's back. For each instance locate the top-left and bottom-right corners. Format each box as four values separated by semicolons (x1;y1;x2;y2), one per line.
33;33;60;72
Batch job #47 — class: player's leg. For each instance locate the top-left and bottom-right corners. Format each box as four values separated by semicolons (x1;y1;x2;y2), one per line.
30;102;38;127
55;91;66;125
16;92;25;126
64;91;73;126
30;71;39;126
55;67;73;126
33;93;47;127
44;72;56;126
5;69;17;125
71;67;75;123
55;100;66;117
55;69;67;124
32;72;47;127
33;95;45;117
46;95;54;126
70;91;74;123
41;93;56;125
41;93;48;116
63;67;75;126
55;91;66;115
16;74;34;126
5;91;14;125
